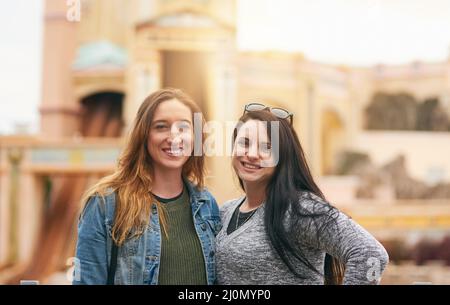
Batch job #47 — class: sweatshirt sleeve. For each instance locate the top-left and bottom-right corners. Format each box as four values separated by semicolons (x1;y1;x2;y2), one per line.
296;193;389;285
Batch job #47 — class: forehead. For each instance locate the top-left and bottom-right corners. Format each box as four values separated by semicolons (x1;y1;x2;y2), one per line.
236;120;269;141
153;98;192;122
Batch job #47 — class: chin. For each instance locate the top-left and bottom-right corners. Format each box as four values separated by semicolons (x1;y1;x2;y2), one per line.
158;159;187;170
238;173;263;183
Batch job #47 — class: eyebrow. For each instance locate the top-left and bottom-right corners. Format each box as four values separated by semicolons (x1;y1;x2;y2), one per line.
236;137;271;145
152;119;192;125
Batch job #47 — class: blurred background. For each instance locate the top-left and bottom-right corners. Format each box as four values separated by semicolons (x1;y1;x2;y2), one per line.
1;0;450;284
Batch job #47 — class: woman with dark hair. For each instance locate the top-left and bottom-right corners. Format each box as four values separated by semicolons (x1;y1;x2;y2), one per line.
216;103;389;285
73;88;221;285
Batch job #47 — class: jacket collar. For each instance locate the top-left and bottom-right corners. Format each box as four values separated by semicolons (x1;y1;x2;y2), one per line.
183;177;209;214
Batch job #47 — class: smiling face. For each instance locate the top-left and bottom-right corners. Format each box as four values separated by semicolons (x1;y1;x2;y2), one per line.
147;98;193;173
232;119;276;186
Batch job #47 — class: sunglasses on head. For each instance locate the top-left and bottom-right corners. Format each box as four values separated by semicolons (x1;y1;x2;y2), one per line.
243;103;293;125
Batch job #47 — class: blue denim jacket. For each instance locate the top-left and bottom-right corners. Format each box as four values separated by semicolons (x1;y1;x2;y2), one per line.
73;181;221;285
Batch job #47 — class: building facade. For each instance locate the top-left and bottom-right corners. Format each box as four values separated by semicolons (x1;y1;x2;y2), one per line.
1;0;450;281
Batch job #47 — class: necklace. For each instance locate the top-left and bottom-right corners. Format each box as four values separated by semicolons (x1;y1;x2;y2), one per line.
235;206;257;231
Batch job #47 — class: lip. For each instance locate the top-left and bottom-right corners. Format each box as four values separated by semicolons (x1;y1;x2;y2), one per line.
240;161;262;171
162;147;185;157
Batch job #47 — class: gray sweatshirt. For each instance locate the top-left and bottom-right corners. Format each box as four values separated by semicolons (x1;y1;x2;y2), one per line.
216;192;389;285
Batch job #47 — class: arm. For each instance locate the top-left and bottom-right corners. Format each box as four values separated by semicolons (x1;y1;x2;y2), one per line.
72;195;109;285
298;196;389;285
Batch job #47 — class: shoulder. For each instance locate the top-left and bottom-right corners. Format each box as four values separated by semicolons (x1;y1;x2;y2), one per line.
220;197;242;211
201;189;220;215
185;180;216;202
219;197;243;218
201;188;217;203
291;191;346;234
193;186;218;208
186;183;221;219
80;189;117;223
296;191;339;217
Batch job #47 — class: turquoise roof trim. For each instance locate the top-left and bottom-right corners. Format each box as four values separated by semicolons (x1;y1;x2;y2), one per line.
73;40;128;70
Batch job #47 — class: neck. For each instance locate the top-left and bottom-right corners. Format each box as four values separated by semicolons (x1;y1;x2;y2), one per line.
152;166;184;198
241;180;267;212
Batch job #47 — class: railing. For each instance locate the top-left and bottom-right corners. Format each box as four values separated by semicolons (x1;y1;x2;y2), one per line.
330;200;450;239
381;262;450;285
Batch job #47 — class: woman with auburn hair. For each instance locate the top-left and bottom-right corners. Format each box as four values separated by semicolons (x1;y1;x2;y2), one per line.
216;103;389;285
73;88;221;285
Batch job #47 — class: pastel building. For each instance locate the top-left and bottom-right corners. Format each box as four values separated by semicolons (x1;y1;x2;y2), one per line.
1;0;450;282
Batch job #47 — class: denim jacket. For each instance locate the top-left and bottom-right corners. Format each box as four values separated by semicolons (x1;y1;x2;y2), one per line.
73;181;221;285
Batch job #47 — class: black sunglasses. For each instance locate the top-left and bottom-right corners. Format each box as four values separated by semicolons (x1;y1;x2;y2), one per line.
243;103;293;125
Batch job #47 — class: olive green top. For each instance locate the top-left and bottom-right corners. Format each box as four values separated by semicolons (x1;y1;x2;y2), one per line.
155;187;207;285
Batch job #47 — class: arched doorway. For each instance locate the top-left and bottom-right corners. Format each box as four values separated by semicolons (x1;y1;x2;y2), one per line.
79;92;124;137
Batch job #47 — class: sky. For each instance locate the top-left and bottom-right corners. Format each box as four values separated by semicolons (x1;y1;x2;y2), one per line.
0;0;43;134
1;0;450;134
238;0;450;64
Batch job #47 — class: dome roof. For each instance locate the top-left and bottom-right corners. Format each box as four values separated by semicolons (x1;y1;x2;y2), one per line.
73;40;128;70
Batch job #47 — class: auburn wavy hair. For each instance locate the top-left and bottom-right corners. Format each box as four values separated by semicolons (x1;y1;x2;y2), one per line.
81;88;205;246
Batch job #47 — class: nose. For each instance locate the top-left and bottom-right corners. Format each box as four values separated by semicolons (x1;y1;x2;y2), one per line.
167;124;182;145
246;142;259;159
170;124;181;137
167;135;182;147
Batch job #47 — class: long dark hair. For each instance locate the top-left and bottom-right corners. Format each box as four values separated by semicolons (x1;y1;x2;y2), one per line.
233;110;345;284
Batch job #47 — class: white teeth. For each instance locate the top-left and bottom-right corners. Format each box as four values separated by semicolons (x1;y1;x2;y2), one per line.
163;148;183;156
242;162;260;169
